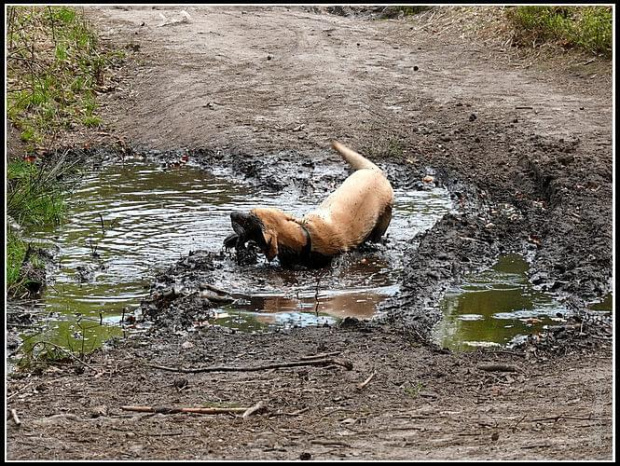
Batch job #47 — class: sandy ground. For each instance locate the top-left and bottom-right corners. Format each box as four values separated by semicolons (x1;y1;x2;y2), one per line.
6;6;614;461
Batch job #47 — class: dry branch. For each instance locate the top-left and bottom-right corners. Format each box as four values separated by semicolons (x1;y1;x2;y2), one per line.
200;283;253;300
121;405;248;415
300;351;341;360
10;409;22;426
150;357;353;374
7;382;34;400
202;283;234;295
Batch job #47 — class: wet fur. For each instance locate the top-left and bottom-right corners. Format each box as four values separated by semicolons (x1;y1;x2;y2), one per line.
226;141;394;267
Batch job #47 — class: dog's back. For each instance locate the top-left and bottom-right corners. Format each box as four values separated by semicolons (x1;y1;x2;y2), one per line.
302;141;393;254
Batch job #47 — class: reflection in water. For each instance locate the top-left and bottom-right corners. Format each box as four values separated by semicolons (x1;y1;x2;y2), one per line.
215;286;398;332
237;292;383;319
213;311;336;333
432;254;569;351
24;158;452;349
34;159;254;316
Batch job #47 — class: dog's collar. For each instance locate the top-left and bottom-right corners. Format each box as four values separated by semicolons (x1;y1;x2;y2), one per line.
299;222;312;259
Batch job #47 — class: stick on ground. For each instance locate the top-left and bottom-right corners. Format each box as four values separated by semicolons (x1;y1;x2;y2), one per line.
121;406;249;415
150;357;353;373
357;370;376;390
10;409;21;426
300;351;341;360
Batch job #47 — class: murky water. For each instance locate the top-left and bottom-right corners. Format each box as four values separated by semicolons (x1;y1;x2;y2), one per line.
431;254;572;351
24;158;452;348
588;292;613;313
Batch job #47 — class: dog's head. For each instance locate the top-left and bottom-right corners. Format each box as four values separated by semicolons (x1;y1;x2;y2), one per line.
225;208;287;261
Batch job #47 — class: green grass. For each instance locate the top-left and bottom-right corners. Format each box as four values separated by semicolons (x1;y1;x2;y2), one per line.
403;381;425;398
6;232;29;289
83;115;103;127
365;134;407;161
6;6;125;150
17;339;79;372
7;159;67;227
506;6;612;57
6;156;75;297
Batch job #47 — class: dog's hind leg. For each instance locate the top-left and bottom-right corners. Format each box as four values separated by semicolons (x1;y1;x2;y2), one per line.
366;205;393;243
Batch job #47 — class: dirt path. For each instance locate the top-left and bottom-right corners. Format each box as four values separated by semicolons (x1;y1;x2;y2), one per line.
7;6;613;461
93;6;611;153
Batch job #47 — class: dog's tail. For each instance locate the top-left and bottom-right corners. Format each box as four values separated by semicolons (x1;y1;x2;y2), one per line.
331;140;381;171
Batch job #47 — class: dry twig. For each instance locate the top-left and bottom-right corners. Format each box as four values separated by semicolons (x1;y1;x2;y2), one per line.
120;406;248;415
7;382;34;400
10;409;22;426
301;351;341;360
150;357;353;374
356;371;377;390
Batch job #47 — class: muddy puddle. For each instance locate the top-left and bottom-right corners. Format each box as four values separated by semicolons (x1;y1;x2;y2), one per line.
19;153;607;355
21;156;452;349
431;254;576;351
587;292;613;313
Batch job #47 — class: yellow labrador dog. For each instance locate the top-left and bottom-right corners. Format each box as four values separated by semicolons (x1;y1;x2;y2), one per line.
224;141;393;267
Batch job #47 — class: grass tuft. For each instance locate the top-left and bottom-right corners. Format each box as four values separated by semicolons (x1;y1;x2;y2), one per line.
7;158;67;227
506;6;612;57
6;232;29;290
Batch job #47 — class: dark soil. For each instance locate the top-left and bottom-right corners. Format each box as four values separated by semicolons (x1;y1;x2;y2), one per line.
6;6;613;461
